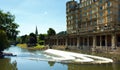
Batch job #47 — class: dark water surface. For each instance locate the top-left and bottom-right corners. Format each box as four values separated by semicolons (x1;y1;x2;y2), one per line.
0;46;120;70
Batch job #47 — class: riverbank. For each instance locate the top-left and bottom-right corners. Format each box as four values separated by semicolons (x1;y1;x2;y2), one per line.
17;44;48;50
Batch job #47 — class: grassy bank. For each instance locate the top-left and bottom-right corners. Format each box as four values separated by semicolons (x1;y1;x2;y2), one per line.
17;44;47;50
17;44;27;48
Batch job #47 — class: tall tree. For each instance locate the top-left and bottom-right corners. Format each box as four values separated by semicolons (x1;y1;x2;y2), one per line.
39;34;45;40
21;35;28;44
47;28;56;36
0;10;19;40
39;34;47;45
0;10;19;55
0;30;9;52
28;33;37;47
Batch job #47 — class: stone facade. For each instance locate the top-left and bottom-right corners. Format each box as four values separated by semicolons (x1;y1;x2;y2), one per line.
45;0;120;52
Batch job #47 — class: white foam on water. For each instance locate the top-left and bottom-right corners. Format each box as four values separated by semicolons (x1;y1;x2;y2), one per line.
44;49;113;63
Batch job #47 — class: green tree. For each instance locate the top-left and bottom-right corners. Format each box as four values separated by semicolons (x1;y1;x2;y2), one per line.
47;28;56;36
0;30;9;52
20;35;28;44
28;33;37;47
0;10;19;41
0;10;19;56
39;34;45;40
39;34;47;45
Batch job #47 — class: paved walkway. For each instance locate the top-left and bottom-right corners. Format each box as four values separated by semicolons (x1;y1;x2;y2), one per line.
44;49;113;64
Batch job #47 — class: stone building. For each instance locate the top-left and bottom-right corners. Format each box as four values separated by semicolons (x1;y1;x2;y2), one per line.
45;0;120;52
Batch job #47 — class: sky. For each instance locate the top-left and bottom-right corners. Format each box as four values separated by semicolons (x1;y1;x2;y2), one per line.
0;0;79;36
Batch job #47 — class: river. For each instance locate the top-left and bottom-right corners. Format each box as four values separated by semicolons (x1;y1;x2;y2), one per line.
0;45;120;70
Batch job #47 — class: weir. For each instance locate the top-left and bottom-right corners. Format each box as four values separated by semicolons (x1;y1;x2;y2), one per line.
44;49;113;64
3;46;113;64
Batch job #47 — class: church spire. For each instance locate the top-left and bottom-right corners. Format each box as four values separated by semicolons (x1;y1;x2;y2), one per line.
35;26;38;36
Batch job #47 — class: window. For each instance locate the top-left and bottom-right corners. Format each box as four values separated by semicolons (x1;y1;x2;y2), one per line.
76;15;78;19
99;12;103;16
98;18;103;24
90;21;93;25
93;0;97;2
108;9;111;14
76;19;78;23
108;2;111;7
84;7;87;10
80;10;82;12
108;16;112;22
70;5;74;9
99;0;102;3
90;10;92;14
118;18;120;21
83;13;87;16
100;6;102;10
90;15;92;20
90;0;92;4
87;1;89;5
71;16;73;19
79;4;82;8
80;15;82;18
105;0;108;2
89;6;92;8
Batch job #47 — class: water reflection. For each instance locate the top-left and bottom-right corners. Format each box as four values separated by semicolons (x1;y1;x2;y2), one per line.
112;63;120;70
0;58;17;70
48;61;55;67
67;63;120;70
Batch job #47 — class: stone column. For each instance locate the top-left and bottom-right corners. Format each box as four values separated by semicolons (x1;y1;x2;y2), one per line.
77;37;80;48
65;38;68;47
92;36;96;51
56;39;58;46
112;33;116;50
105;35;107;51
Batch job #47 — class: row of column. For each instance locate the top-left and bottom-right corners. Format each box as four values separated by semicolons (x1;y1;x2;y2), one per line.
46;34;116;50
